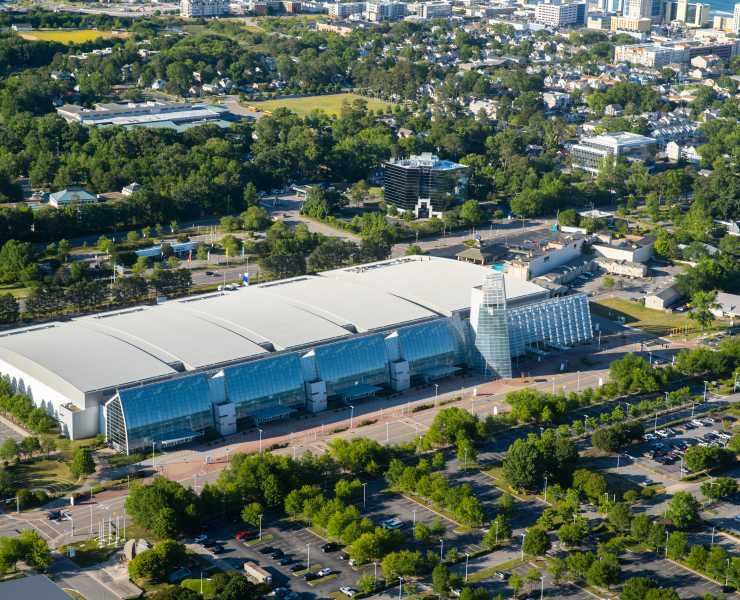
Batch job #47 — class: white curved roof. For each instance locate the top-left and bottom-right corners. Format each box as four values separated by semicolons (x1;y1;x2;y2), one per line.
0;257;548;399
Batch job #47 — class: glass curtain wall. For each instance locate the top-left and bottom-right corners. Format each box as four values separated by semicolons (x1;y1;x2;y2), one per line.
396;319;463;376
314;334;389;395
223;353;305;420
109;374;214;454
474;272;513;378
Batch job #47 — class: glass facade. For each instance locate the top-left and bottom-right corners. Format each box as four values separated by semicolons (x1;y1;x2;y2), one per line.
223;354;305;420
474;273;513;378
107;374;214;454
314;334;389;395
508;294;593;357
396;320;463;376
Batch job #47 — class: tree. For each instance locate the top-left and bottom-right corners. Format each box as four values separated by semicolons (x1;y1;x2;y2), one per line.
0;536;22;573
684;445;735;473
17;530;51;570
700;477;737;501
621;577;656;600
586;553;620;588
503;438;544;491
607;503;632;533
0;240;35;284
522;527;550;556
308;238;357;271
665;531;688;560
129;540;187;582
0;294;19;324
688;291;716;331
0;439;18;462
459;200;482;226
241;206;270;231
70;448;95;479
630;514;651;541
241;502;262;527
557;517;589;547
483;514;512;547
125;478;200;538
432;563;450;596
667;492;700;529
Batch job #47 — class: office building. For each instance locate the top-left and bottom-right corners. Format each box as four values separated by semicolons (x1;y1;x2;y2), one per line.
663;0;710;27
49;187;98;208
534;0;587;27
614;42;686;66
570;132;656;174
0;257;592;452
365;1;407;20
181;0;229;17
610;15;652;31
383;153;468;218
327;2;365;18
56;101;231;130
626;0;651;18
735;3;740;33
417;1;453;18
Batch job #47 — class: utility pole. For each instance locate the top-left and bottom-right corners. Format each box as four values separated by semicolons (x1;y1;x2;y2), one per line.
362;483;367;511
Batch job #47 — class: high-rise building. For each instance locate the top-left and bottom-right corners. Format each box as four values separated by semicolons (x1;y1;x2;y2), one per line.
534;0;587;27
383;153;468;218
180;0;229;17
471;273;512;379
664;0;710;26
734;2;740;33
626;0;652;19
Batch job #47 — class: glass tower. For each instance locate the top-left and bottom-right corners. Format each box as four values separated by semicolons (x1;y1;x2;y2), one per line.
474;272;512;379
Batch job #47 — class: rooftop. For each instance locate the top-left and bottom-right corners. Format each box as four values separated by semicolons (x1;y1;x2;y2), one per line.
0;576;72;600
0;257;547;401
385;152;466;171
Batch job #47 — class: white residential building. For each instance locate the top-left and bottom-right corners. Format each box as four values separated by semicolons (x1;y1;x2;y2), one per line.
366;1;407;20
328;2;365;18
534;0;587;27
570;132;657;174
181;0;229;17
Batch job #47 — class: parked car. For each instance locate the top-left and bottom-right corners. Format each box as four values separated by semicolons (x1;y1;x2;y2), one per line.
317;568;333;577
259;546;276;555
304;572;318;581
381;517;404;530
47;511;61;521
194;534;208;544
340;587;357;597
321;542;340;553
279;556;293;566
211;544;226;554
338;552;349;560
291;564;307;573
271;549;285;559
236;530;256;541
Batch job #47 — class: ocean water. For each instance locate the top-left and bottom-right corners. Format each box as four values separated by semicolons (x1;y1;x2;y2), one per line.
708;0;735;14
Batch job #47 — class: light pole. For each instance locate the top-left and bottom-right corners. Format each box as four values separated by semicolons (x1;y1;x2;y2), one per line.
704;380;708;402
617;454;621;468
398;577;403;600
464;553;470;582
434;384;439;407
439;538;444;560
540;576;545;600
412;509;417;526
521;532;526;560
664;530;669;558
349;405;355;430
543;476;548;503
577;371;581;392
386;421;390;443
711;526;715;546
373;562;378;582
306;543;310;569
362;483;367;511
152;441;156;470
258;428;263;453
495;519;499;545
258;514;263;540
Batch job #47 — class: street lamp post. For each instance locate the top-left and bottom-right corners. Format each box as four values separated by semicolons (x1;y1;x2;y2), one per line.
398;577;403;600
664;530;669;558
258;428;263;453
543;476;548;503
711;526;715;546
259;514;263;540
412;509;417;526
306;544;310;569
439;538;444;560
386;421;390;443
540;576;545;600
521;533;526;560
464;553;470;582
434;384;439;407
349;405;355;430
362;483;367;511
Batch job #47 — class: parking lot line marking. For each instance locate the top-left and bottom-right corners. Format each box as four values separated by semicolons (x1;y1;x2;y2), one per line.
400;494;462;528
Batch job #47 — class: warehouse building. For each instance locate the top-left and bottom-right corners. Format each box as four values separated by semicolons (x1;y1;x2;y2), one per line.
0;257;592;453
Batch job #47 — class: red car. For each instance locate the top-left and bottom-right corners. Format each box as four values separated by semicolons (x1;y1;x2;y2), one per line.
235;530;257;541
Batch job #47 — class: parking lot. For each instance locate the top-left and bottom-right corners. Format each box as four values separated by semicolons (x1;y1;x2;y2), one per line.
618;551;730;599
622;413;735;481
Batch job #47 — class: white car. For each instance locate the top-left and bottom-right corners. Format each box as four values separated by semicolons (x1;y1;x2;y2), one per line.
340;587;357;597
381;517;404;530
691;420;704;427
317;568;333;577
194;534;208;544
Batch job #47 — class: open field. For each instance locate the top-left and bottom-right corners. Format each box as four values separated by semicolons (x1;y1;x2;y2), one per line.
248;93;393;117
19;29;129;44
590;297;725;337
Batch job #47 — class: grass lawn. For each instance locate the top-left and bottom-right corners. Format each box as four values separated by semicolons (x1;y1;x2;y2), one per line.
248;93;393;117
59;539;116;567
9;458;76;495
243;532;274;547
467;557;526;583
590;297;726;338
20;29;128;44
0;283;32;299
182;577;219;598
